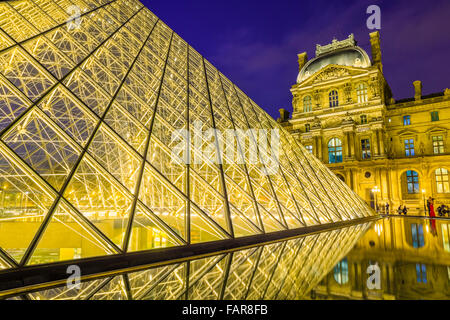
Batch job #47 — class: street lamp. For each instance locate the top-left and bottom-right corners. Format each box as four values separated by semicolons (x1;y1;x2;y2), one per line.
422;189;427;216
371;186;380;213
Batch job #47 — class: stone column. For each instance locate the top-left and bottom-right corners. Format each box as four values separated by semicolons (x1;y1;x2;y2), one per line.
349;131;356;158
372;130;379;156
379;130;385;156
312;131;323;161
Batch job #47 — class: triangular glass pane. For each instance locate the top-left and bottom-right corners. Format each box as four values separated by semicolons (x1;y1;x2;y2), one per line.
190;205;227;244
0;146;56;263
87;124;141;193
4;109;80;191
22;36;75;80
63;156;133;247
0;47;55;101
0;78;31;133
189;172;229;234
139;164;186;240
38;85;98;147
127;203;181;252
104;102;148;155
229;206;261;237
28;200;114;265
147;136;185;192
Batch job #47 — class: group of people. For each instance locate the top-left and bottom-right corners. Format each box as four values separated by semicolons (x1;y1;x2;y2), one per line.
382;198;448;237
395;204;408;215
437;204;450;217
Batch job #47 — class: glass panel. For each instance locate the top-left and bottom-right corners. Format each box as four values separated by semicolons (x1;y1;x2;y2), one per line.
28;200;114;265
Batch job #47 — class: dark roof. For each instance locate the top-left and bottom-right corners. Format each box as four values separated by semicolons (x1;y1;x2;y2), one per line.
395;91;444;104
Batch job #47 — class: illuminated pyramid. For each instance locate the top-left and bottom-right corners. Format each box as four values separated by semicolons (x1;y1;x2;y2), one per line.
0;0;374;270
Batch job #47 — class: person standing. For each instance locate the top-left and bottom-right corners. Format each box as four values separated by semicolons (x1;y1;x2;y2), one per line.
428;197;437;236
402;205;407;215
385;203;390;215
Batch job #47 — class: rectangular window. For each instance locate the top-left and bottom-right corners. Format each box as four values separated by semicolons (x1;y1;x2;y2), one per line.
431;111;439;122
360;115;367;124
404;138;415;156
305;124;310;132
411;224;424;248
435;168;450;193
361;139;371;159
406;170;419;194
416;263;427;283
305;145;313;154
403;115;411;126
432;135;444;154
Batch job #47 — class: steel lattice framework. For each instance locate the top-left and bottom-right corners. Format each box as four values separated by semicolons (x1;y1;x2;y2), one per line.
0;0;373;276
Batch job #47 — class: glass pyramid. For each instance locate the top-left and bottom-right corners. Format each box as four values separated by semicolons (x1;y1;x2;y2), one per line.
0;0;374;270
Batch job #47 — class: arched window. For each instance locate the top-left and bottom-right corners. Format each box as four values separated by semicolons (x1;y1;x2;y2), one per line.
435;168;450;193
329;90;339;108
328;138;343;164
357;83;368;103
334;258;349;285
303;96;312;113
406;170;419;194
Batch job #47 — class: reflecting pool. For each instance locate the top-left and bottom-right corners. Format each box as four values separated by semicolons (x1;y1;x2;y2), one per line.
3;217;450;300
308;216;450;300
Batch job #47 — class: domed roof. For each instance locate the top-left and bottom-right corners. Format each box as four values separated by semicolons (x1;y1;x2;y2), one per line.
297;38;371;83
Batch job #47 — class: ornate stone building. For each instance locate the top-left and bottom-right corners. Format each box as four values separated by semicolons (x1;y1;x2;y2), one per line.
278;32;450;214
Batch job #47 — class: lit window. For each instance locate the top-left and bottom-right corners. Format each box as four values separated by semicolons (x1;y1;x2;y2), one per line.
442;224;450;252
305;124;310;132
303;96;312;113
361;139;371;159
432;135;444;154
357;83;368;103
435;168;450;193
404;139;415;156
360;115;368;124
431;111;439;122
328;138;343;164
329;90;339;108
305;145;313;154
411;223;425;248
333;258;349;285
416;263;427;283
406;170;419;194
403;115;411;126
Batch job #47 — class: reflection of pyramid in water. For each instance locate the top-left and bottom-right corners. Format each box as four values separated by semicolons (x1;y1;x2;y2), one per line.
0;0;374;269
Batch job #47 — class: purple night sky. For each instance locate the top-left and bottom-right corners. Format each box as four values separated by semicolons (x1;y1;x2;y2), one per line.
140;0;450;119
